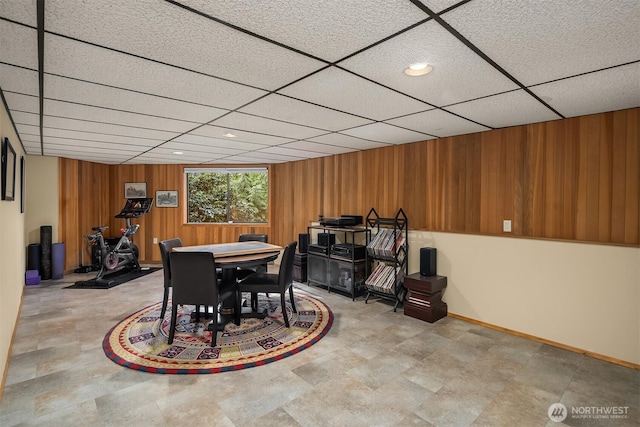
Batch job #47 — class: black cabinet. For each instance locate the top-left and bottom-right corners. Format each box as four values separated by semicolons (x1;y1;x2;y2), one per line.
306;225;370;301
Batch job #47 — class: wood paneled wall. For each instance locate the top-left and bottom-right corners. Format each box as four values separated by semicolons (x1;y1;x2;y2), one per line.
272;108;639;245
58;108;639;270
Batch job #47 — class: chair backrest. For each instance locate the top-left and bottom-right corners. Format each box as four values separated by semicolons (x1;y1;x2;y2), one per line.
238;234;268;243
277;241;298;291
169;251;219;306
158;238;183;288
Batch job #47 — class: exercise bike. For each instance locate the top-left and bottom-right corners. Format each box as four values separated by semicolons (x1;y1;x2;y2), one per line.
87;198;153;285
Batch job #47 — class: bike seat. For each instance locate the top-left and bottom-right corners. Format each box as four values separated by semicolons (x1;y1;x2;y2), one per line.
91;226;109;233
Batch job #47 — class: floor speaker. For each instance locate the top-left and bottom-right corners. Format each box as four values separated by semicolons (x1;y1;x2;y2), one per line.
420;247;437;276
298;233;309;253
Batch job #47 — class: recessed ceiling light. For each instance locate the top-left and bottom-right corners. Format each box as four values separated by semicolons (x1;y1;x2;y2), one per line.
173;151;183;155
405;62;433;76
223;133;237;138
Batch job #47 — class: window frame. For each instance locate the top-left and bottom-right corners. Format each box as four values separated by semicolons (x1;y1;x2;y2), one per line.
184;167;269;225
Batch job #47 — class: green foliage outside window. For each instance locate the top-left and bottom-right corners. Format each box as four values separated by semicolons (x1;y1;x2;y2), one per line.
186;169;268;223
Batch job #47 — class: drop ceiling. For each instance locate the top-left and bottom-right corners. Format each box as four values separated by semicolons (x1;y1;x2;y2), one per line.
0;0;638;165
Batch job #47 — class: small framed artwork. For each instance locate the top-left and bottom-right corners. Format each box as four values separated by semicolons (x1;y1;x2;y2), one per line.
1;137;16;201
124;182;147;199
20;156;25;213
156;190;178;208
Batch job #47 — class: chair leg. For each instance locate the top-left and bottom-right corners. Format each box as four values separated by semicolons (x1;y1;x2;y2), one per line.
289;285;297;313
211;315;218;347
160;288;170;319
168;306;178;344
251;292;258;311
234;289;241;326
281;293;290;327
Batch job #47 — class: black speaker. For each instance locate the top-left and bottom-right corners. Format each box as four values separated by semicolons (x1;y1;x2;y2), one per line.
298;233;309;253
317;232;335;247
420;247;437;276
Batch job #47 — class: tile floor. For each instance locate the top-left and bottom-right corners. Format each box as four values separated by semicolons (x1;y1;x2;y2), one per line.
1;267;638;426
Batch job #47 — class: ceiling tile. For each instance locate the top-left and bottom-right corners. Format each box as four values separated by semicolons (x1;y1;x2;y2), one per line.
0;64;39;96
0;20;38;69
340;122;432;144
143;147;228;162
238;94;373;131
44;35;268;110
259;146;327;159
203;156;268;165
43;99;197;133
280;140;358;155
0;0;37;26
340;20;518;107
43;116;179;141
445;90;561;129
387;108;491;137
212;112;327;140
3;92;38;114
42;137;143;153
41;128;162;148
191;125;294;146
45;0;326;90
15;124;39;138
279;67;430;121
177;0;427;62
530;63;640;119
414;0;465;14
11;110;39;127
443;0;640;85
162;140;246;156
307;133;389;151
221;151;298;163
44;74;229;124
42;146;134;163
173;133;267;151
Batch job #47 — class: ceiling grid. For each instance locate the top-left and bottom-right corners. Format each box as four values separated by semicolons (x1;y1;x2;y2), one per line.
0;0;637;164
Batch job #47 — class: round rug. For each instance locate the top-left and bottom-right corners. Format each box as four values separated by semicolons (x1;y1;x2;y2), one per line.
103;293;332;374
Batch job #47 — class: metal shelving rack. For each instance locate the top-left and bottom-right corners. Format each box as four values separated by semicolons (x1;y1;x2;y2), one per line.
364;208;408;311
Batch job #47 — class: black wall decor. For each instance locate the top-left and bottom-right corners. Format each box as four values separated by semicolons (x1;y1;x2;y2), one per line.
1;137;16;201
20;155;25;212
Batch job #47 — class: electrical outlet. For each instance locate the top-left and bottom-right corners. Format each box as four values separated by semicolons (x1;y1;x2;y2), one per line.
503;220;512;233
153;237;158;244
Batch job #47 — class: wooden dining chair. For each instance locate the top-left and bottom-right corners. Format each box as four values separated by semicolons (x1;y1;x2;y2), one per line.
236;241;297;327
168;251;236;347
158;238;183;319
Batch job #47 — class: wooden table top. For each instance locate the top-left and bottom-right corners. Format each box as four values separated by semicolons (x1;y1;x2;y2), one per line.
173;241;283;258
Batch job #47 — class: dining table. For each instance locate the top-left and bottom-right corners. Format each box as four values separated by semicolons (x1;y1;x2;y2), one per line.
173;241;283;329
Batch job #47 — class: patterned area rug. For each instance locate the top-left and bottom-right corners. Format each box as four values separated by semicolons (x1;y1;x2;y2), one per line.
103;293;332;374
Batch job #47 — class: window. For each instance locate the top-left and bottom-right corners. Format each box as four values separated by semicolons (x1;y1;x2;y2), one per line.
186;168;268;223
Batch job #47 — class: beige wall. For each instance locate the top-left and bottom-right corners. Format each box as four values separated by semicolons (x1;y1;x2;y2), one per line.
25;155;59;244
0;99;26;395
408;231;640;365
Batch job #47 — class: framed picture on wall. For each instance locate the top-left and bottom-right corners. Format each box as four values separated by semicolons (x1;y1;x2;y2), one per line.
20;156;25;213
124;182;147;199
1;137;16;201
155;190;178;208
